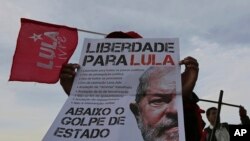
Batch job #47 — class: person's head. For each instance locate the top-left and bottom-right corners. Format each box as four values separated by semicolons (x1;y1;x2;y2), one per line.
106;31;142;38
130;66;178;141
206;107;220;126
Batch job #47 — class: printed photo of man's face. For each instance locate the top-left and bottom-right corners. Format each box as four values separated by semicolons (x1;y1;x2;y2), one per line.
130;66;178;141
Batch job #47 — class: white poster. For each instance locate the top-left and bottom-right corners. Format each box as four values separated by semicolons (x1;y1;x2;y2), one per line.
43;38;185;141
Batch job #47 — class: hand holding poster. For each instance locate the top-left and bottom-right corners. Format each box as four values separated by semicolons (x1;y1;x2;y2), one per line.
43;38;185;141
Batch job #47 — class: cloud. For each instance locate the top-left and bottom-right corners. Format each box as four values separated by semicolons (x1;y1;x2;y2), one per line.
206;16;250;45
188;35;250;124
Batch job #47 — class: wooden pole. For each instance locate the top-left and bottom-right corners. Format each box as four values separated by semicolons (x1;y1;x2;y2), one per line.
209;90;224;141
77;28;107;36
199;99;240;108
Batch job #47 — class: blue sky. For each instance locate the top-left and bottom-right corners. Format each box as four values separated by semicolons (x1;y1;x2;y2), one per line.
1;0;250;140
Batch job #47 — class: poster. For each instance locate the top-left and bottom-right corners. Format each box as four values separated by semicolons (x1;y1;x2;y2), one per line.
43;38;185;141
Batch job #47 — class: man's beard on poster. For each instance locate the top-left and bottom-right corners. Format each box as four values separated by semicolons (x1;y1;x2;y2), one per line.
138;116;179;141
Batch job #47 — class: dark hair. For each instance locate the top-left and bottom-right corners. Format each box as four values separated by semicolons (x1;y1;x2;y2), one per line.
106;31;142;38
206;107;217;117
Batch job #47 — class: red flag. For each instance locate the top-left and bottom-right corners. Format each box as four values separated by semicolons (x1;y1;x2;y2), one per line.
9;18;78;83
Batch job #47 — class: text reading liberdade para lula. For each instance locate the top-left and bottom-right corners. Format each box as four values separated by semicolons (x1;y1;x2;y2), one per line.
83;41;176;66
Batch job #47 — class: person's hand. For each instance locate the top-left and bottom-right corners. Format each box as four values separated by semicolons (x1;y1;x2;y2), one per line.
60;63;80;95
239;106;247;117
179;56;199;99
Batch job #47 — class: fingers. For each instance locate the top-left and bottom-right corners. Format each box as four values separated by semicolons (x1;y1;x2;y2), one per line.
60;63;80;79
179;56;199;70
240;106;246;112
179;56;198;66
239;106;247;117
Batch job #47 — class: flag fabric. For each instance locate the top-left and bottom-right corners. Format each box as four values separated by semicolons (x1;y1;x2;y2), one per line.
9;18;78;83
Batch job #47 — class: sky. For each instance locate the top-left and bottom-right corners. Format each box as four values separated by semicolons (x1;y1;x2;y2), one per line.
1;0;250;140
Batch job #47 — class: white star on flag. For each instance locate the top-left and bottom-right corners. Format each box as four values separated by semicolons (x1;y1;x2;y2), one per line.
29;33;43;42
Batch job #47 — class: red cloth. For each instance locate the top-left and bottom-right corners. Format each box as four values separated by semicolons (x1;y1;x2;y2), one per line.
9;18;78;83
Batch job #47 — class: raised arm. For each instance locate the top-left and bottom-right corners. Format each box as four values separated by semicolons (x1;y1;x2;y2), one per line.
179;56;199;99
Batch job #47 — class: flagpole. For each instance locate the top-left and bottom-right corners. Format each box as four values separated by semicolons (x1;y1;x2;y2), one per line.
77;28;107;36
